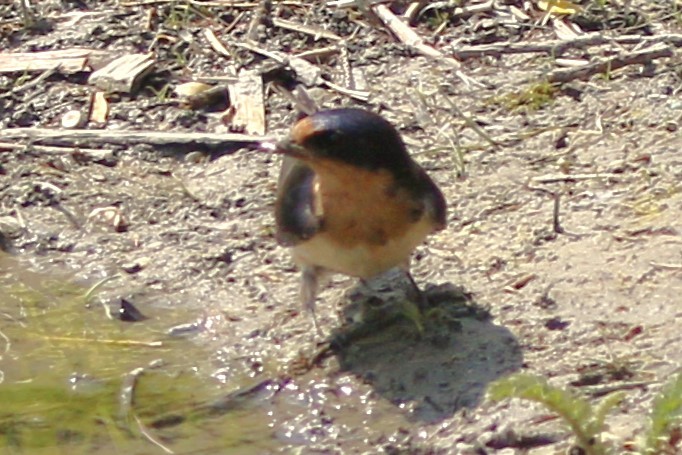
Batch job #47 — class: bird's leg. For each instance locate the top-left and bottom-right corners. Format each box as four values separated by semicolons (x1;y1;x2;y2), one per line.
400;269;427;334
301;265;323;335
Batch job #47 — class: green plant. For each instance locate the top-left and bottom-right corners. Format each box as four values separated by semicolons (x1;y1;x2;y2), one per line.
488;372;682;454
642;372;682;454
488;373;622;454
494;81;559;113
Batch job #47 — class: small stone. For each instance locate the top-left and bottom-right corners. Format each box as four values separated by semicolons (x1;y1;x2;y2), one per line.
184;151;207;163
121;257;150;274
118;298;147;322
61;110;85;128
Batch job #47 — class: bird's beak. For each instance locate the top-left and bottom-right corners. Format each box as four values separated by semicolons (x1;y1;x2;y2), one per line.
259;138;308;159
259;141;278;153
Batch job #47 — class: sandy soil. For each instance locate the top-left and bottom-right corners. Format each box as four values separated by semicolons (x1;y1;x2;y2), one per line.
1;0;681;453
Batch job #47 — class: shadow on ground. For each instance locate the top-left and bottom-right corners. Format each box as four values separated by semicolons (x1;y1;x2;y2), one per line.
331;278;524;423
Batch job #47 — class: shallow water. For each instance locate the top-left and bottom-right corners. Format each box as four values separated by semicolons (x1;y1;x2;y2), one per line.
0;253;278;454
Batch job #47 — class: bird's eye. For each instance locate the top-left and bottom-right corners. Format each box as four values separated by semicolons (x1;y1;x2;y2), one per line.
305;130;338;150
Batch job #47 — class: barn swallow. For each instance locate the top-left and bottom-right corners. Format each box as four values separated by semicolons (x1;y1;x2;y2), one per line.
266;108;446;332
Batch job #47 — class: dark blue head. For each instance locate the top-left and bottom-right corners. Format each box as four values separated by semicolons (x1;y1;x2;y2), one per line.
278;108;413;173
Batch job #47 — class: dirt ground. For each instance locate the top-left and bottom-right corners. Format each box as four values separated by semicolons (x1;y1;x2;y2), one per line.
1;0;681;453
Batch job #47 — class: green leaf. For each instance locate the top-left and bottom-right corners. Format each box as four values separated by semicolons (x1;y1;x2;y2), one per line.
642;371;682;454
488;373;613;455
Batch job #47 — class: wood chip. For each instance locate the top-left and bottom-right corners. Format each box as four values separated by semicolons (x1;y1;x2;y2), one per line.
228;69;266;135
182;85;229;110
88;53;156;93
90;92;109;124
0;48;111;74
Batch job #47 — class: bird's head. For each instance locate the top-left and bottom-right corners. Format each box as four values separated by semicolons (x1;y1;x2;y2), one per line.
272;109;413;174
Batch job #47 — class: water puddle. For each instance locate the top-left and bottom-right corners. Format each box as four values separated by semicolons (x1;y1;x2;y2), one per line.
0;253;277;454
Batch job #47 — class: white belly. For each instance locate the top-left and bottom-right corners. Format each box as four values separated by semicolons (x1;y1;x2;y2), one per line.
292;216;434;278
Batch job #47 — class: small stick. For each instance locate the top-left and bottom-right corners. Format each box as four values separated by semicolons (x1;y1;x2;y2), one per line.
119;362;174;453
41;335;163;347
650;262;682;270
548;42;673;83
0;327;10;356
120;366;146;418
0;128;271;147
439;88;501;148
451;33;682;60
0;65;60;98
207;29;371;101
272;17;342;41
403;1;425;24
295;45;340;62
0;141;113;159
531;172;622;184
527;184;582;238
371;4;481;87
321;78;370;101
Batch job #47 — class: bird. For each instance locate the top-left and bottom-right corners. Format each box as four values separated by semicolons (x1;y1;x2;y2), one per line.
266;108;446;333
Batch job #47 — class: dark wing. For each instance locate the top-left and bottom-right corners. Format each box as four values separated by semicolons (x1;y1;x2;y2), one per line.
275;156;322;246
422;170;447;230
410;166;447;231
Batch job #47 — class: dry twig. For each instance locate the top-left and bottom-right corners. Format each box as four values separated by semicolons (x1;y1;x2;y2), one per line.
451;33;682;60
0;128;270;148
547;42;673;83
531;173;622;184
0;65;60;98
205;28;370;101
372;4;480;87
0;141;113;160
272;17;342;41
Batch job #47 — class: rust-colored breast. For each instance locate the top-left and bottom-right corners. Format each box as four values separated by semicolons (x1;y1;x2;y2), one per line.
317;161;422;246
288;158;438;278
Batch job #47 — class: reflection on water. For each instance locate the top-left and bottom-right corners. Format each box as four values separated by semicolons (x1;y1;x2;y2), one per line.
0;253;276;454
